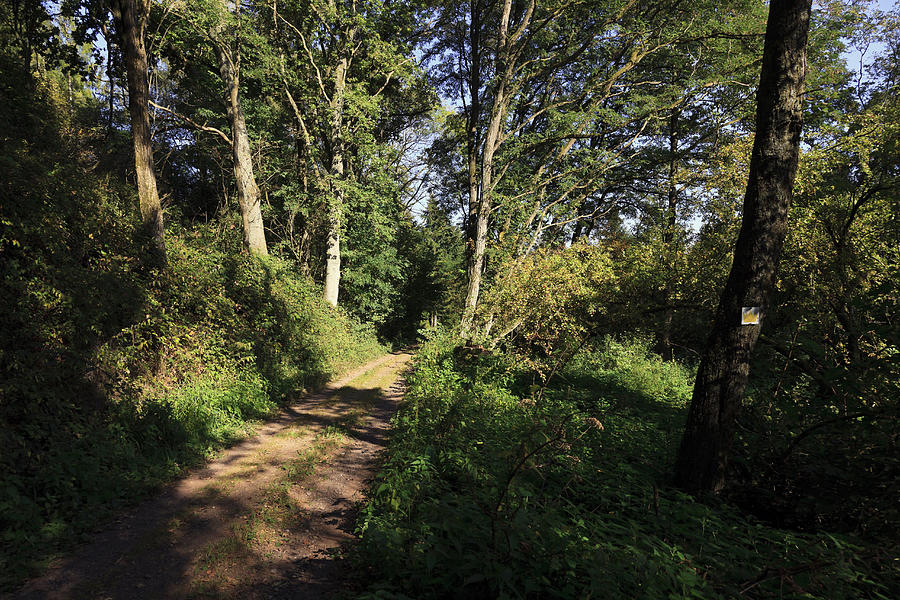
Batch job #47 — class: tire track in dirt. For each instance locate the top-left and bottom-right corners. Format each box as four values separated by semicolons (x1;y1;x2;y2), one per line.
11;352;411;600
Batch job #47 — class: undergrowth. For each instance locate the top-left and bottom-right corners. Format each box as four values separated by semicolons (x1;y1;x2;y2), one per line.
354;333;897;599
0;226;383;590
0;76;384;588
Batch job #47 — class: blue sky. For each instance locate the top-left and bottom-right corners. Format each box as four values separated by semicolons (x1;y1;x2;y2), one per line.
841;0;897;79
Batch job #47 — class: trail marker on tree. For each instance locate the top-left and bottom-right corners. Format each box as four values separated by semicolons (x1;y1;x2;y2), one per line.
741;307;761;325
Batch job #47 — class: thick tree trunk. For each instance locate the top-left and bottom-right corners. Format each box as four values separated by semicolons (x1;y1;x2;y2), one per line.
215;41;268;255
323;220;341;306
323;53;349;307
109;0;166;264
673;0;812;494
461;188;490;333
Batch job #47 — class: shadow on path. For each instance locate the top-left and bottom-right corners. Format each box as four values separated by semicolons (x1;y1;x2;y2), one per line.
10;353;411;600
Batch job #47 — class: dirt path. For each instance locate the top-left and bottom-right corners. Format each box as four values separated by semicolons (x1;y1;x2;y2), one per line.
12;352;411;600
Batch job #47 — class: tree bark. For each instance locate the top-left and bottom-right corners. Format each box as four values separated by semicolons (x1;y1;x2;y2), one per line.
463;0;483;282
459;9;482;335
673;0;812;495
215;37;268;255
460;0;525;336
109;0;166;265
323;48;350;307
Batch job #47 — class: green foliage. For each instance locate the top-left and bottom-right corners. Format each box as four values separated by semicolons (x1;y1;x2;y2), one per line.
354;336;897;599
0;58;383;590
480;242;617;353
396;198;466;337
341;158;409;333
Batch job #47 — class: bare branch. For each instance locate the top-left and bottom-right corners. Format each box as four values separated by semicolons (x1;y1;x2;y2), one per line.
149;100;232;145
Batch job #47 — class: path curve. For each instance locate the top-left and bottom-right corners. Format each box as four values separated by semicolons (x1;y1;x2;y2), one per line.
11;352;411;600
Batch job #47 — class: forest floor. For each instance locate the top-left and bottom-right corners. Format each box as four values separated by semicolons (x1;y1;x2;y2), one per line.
11;351;412;600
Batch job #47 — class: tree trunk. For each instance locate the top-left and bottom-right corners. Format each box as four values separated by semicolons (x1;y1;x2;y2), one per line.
461;89;505;333
461;186;490;333
460;0;483;335
661;110;679;358
673;0;812;495
461;0;520;336
109;0;166;265
323;51;350;307
215;42;268;255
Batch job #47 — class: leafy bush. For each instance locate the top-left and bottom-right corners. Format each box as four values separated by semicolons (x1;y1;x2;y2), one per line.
354;335;897;599
478;242;617;351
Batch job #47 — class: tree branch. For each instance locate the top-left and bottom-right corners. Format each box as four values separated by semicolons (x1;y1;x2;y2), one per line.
149;100;231;145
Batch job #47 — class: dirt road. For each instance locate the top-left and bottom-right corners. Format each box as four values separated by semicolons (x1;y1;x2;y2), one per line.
13;352;411;600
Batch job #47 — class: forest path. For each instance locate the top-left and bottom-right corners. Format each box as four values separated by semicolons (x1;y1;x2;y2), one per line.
13;352;412;600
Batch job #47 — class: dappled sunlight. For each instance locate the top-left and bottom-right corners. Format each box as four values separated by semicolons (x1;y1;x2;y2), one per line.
12;354;410;599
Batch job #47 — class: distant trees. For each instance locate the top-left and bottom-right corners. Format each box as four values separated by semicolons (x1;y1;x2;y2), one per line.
92;0;434;323
14;0;892;355
423;0;768;337
261;0;429;310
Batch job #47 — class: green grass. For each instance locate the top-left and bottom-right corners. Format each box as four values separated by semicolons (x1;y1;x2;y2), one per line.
353;336;897;599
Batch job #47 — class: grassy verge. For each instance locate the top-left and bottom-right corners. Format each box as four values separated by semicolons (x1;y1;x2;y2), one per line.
0;229;384;591
353;334;897;599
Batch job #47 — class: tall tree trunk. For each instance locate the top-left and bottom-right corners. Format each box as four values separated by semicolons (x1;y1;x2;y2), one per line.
461;88;505;334
460;0;483;335
109;0;166;265
661;110;679;358
463;0;483;274
323;51;350;307
461;0;522;336
215;40;268;255
673;0;812;494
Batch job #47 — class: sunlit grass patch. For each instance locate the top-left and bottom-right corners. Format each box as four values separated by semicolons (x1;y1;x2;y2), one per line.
275;426;309;439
